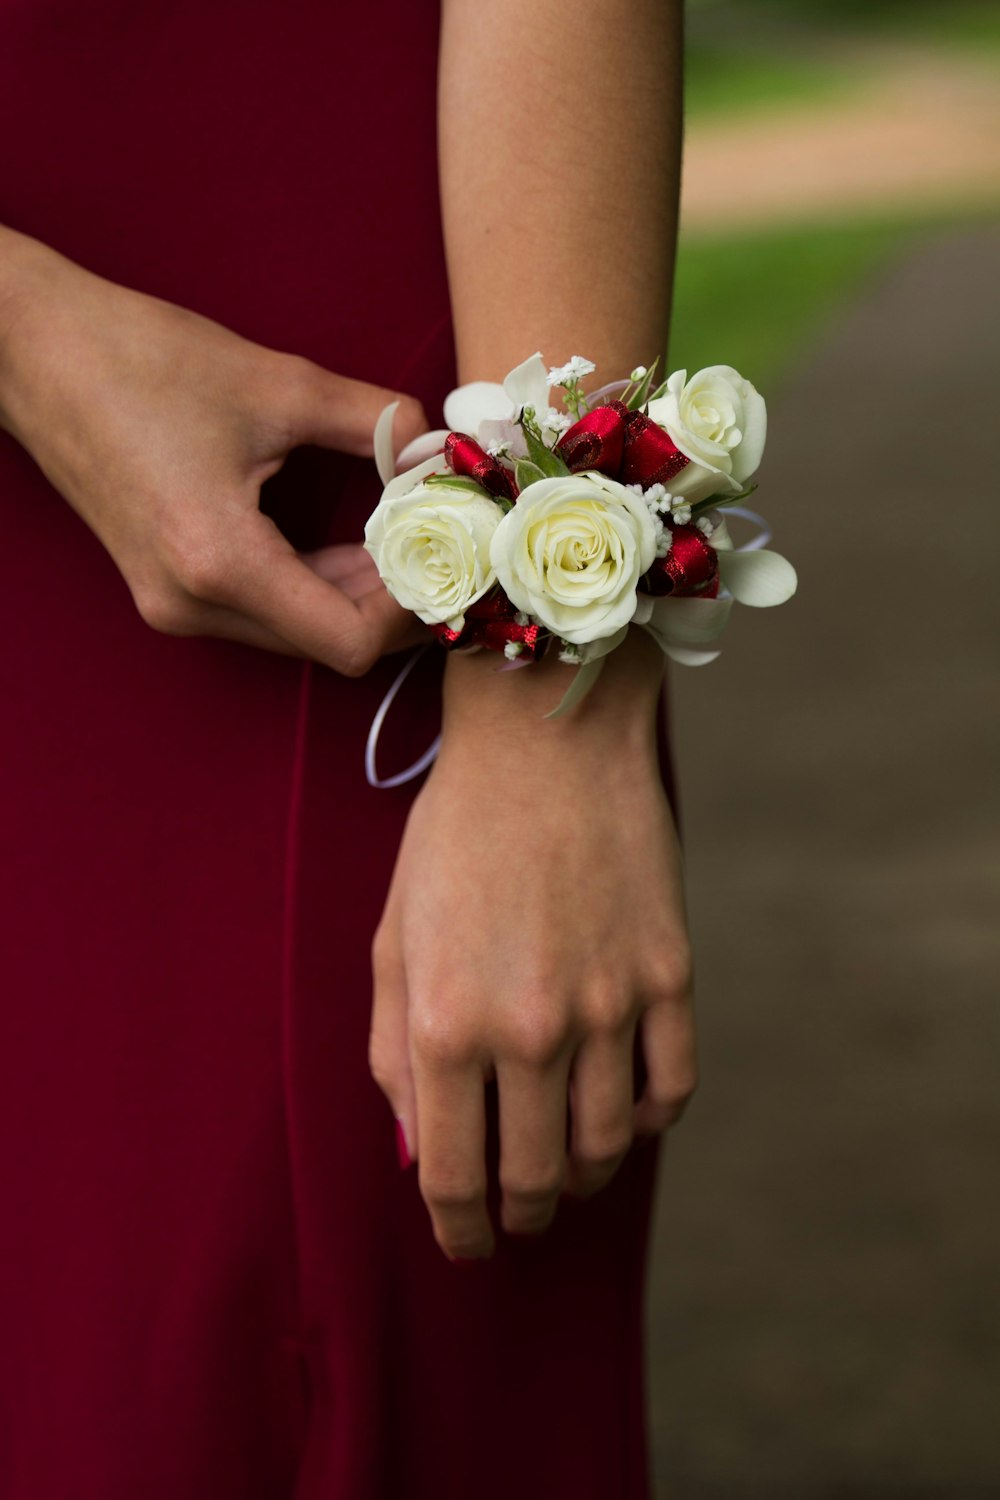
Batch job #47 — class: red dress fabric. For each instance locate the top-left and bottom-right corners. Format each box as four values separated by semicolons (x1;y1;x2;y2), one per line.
0;3;670;1495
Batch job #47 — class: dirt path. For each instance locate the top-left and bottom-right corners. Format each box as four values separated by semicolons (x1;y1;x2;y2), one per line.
681;49;1000;231
645;222;1000;1497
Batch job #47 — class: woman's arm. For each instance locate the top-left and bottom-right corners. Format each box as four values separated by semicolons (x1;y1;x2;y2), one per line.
368;0;697;1261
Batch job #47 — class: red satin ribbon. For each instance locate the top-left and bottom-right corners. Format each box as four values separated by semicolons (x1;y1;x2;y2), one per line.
643;524;720;598
557;400;629;473
431;591;545;658
444;432;517;501
621;411;690;488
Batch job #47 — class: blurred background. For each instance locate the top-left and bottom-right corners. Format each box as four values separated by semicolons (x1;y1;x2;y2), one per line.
647;2;1000;1495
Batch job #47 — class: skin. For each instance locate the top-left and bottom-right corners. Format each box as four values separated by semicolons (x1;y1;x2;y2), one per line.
0;0;695;1265
369;0;697;1259
0;224;428;669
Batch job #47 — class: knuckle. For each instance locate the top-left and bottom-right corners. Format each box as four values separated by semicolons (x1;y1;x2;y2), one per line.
409;1005;475;1068
580;986;633;1034
159;526;235;605
500;1166;564;1205
133;583;191;636
501;1004;567;1066
577;1129;633;1167
647;945;694;1003
420;1172;487;1212
646;1080;698;1131
338;636;376;679
367;1033;400;1096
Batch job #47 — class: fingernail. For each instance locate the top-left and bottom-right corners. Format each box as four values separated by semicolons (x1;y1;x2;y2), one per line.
394;1116;411;1171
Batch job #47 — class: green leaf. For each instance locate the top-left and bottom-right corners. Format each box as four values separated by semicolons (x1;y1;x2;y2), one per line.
515;458;547;491
423;473;493;499
522;424;570;477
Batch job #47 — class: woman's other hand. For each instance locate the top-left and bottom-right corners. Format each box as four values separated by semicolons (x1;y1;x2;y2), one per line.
0;226;427;673
369;630;698;1260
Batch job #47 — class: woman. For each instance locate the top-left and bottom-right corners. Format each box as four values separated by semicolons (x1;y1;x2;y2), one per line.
0;0;695;1495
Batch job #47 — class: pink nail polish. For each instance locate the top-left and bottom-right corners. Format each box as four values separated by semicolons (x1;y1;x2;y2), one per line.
394;1117;411;1171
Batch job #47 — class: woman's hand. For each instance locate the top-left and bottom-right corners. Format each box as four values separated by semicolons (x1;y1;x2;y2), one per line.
0;226;427;671
369;630;697;1260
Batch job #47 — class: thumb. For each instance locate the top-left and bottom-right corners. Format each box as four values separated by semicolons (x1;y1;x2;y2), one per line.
287;360;428;458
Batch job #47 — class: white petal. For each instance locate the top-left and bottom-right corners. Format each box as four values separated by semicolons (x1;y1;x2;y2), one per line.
373;402;399;486
717;549;797;607
708;515;734;551
661;643;723;666
395;429;450;470
577;625;629;664
643;595;733;646
379;453;446;503
502;352;550;418
443;381;508;433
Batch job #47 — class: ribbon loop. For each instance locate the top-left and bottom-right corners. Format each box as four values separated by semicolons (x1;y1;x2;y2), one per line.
444;431;516;500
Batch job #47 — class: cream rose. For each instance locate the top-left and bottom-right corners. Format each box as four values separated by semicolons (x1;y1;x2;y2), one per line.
647;364;766;504
489;472;657;645
364;458;501;630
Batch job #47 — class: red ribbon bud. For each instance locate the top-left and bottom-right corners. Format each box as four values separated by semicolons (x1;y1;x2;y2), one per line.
444;432;516;501
622;412;690;489
431;590;545;659
643;525;719;598
556;400;629;475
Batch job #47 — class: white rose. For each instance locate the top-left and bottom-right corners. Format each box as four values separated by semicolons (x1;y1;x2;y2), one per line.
490;472;657;645
363;457;501;630
647;364;766;503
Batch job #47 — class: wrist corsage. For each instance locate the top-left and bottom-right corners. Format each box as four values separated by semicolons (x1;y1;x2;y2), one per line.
364;352;796;719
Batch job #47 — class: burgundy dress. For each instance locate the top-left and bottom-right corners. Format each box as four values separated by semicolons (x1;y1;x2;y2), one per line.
0;3;666;1495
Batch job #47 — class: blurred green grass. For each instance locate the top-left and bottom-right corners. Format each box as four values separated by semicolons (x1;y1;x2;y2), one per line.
668;208;999;390
685;1;1000;123
685;43;853;121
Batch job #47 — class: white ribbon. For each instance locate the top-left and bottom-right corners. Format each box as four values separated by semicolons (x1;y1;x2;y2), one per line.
364;646;442;790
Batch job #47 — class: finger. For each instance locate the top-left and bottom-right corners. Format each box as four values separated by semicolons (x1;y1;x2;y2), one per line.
369;916;417;1171
286;361;428;458
496;1052;571;1236
225;515;400;675
632;995;698;1138
411;1035;493;1261
355;584;432;654
143;591;308;657
301;543;380;597
564;1027;636;1199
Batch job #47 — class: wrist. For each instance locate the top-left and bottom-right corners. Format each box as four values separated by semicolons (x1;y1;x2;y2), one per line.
439;623;665;769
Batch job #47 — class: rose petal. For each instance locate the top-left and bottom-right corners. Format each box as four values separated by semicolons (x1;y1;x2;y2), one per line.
717;548;797;607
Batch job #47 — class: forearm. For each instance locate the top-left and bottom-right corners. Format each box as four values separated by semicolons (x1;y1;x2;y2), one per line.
437;0;683;729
